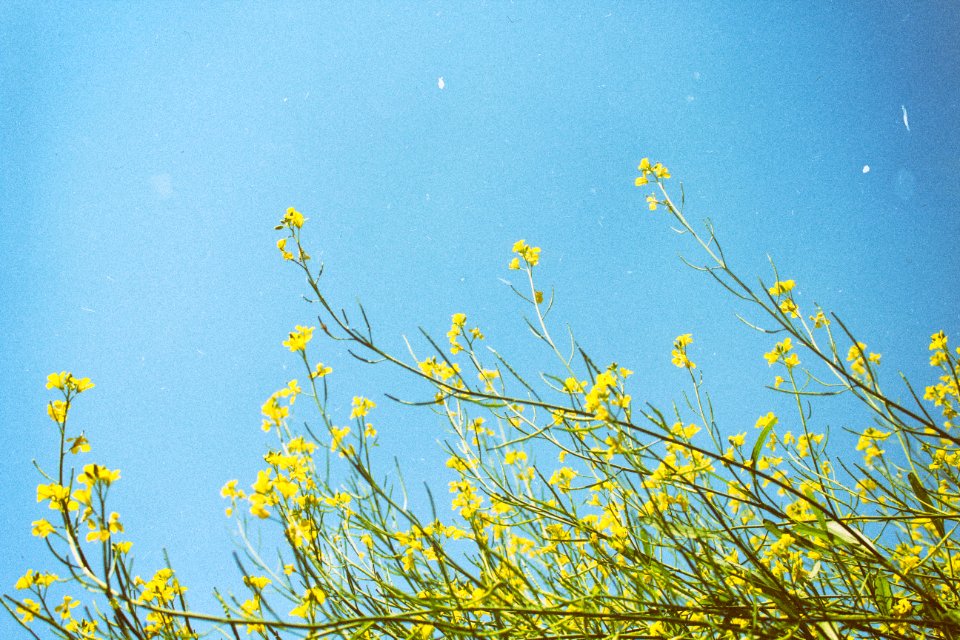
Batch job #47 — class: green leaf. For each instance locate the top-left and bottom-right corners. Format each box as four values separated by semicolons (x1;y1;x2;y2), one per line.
908;471;945;538
751;422;775;465
873;572;892;615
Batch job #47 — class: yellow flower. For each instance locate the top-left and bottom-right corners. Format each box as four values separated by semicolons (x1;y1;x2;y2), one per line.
31;519;55;538
55;594;80;620
15;570;36;590
47;400;67;422
46;371;69;390
504;450;527;465
350;396;375;419
243;575;272;590
635;158;670;184
510;240;541;267
77;464;121;487
763;338;795;367
276;237;294;260
16;598;40;624
728;432;747;447
646;194;658;211
779;298;799;318
289;588;326;618
809;310;830;328
768;280;795;296
37;483;78;511
671;334;696;369
755;412;778;430
282;325;315;352
66;434;90;454
311;362;333;378
287;436;317;455
330;425;352;455
549;467;578;492
929;330;948;352
280;207;306;229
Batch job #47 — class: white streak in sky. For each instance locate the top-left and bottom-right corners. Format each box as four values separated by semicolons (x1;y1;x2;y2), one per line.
901;105;910;131
438;77;445;90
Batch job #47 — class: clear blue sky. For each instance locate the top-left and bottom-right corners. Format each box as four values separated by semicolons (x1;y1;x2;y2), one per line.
2;3;958;636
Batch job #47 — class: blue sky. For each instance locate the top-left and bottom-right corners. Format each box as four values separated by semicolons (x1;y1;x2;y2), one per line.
1;2;958;636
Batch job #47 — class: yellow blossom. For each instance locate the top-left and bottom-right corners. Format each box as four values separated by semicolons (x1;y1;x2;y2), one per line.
31;519;55;538
243;575;272;590
350;396;375;419
768;280;795;296
755;412;778;430
47;400;67;422
809;310;830;328
276;237;294;260
671;334;696;369
280;207;306;229
282;325;315;352
66;434;90;454
510;240;541;267
16;598;41;624
779;298;799;318
311;361;333;378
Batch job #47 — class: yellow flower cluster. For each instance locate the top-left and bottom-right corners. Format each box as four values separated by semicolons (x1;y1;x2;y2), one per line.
282;324;315;352
279;206;305;229
46;371;95;394
763;337;799;370
260;379;300;432
635;158;670;211
924;331;959;430
135;568;186;606
634;157;671;186
856;427;890;466
846;341;881;378
579;365;632;421
419;356;461;382
14;569;59;591
671;333;696;369
508;239;541;270
349;396;375;419
289;587;326;619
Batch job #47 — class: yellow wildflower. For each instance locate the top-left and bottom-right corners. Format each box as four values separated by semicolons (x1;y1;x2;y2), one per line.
282;325;315;352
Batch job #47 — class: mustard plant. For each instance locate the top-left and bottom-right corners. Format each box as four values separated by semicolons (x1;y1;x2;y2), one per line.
5;164;959;639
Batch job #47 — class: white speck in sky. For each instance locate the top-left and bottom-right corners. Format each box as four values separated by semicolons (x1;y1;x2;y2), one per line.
901;105;910;131
438;76;445;90
862;165;870;174
80;306;95;313
150;173;173;199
